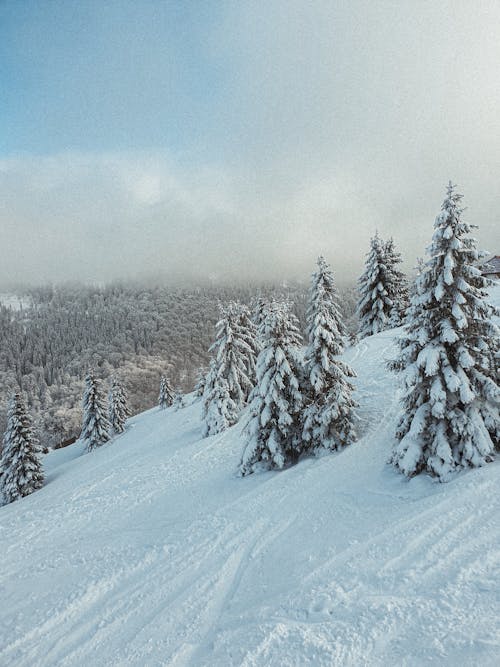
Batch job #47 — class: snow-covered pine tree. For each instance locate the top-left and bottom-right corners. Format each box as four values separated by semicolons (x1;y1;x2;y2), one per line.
253;295;269;344
202;303;255;436
108;377;130;434
234;303;259;397
303;256;357;453
384;237;409;327
390;183;500;480
357;233;393;338
173;390;185;410
239;301;304;475
202;377;238;437
0;393;44;504
194;367;208;398
158;376;174;409
80;371;110;452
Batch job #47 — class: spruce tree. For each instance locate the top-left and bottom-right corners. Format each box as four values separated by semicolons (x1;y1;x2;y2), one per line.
235;303;259;394
0;393;44;504
81;371;110;452
384;237;409;326
158;376;174;409
391;183;500;480
194;367;208;398
303;256;357;453
202;303;256;436
202;378;238;437
239;302;304;475
357;233;393;338
108;377;130;434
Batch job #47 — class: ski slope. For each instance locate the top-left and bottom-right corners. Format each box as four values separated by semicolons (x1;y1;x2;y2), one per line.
1;291;499;667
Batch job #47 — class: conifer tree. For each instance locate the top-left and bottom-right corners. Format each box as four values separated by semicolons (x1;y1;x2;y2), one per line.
391;183;500;480
234;303;259;396
81;371;110;452
240;302;304;475
194;367;208;398
158;376;174;409
303;257;357;453
202;378;238;437
0;393;44;504
202;303;256;436
108;377;130;434
384;237;409;326
357;233;393;338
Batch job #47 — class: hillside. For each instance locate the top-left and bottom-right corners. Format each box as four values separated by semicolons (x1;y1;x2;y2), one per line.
1;290;499;667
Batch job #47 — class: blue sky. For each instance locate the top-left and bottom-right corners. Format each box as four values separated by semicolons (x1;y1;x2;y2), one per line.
1;0;499;285
1;1;226;156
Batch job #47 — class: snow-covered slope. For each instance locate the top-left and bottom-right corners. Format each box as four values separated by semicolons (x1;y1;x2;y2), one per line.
1;293;499;667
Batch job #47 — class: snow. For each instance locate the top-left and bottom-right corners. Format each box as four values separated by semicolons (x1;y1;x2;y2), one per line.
1;292;500;666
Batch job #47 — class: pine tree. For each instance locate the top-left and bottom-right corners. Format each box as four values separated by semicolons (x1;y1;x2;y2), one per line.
357;233;393;338
234;303;259;397
173;390;185;410
390;183;500;480
108;377;130;434
239;302;304;475
158;376;174;409
81;371;110;452
202;378;238;437
384;237;409;326
194;367;208;398
202;303;256;436
0;393;44;504
253;295;269;344
303;256;357;453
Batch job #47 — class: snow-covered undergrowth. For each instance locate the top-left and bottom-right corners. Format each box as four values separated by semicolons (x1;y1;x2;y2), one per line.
1;288;499;666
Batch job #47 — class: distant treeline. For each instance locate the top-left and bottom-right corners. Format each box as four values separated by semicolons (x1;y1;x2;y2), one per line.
0;282;358;449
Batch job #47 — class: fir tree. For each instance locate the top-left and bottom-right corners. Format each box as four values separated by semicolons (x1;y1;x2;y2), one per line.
108;377;130;434
202;303;256;436
240;302;304;475
384;237;409;326
0;393;44;504
194;367;208;398
357;233;393;338
158;376;174;409
202;378;237;437
81;371;110;452
303;256;357;453
173;390;185;410
234;303;259;397
390;183;500;480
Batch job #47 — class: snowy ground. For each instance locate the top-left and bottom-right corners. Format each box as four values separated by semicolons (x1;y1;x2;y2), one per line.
1;289;499;666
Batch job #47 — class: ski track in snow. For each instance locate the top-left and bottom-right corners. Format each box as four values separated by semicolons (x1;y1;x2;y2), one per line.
1;294;499;666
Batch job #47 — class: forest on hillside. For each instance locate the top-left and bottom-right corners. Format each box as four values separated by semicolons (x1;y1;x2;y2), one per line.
0;282;358;449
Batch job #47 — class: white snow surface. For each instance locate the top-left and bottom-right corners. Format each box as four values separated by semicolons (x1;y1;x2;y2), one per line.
1;290;500;666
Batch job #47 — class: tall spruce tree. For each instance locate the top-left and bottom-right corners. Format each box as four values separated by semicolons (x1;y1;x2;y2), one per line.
357;233;393;338
390;183;500;480
81;371;110;452
194;366;208;398
0;393;44;504
235;303;259;396
303;257;357;453
202;377;238;437
202;302;256;436
108;377;130;434
158;376;174;409
384;237;409;326
239;302;304;475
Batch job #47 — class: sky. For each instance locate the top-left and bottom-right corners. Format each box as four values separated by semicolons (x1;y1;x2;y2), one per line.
1;0;499;286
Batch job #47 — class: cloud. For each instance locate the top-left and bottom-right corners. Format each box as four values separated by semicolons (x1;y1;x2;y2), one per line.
1;1;499;286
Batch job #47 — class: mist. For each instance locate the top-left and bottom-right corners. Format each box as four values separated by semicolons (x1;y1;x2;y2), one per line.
1;0;499;287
